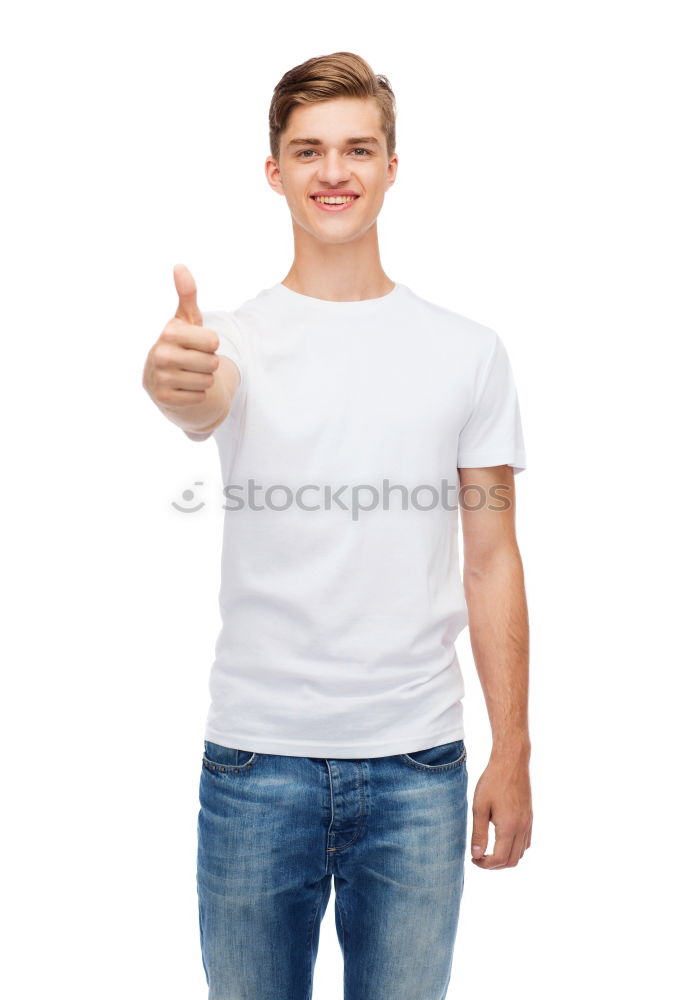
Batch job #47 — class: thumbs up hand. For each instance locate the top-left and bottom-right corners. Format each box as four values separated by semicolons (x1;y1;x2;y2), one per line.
143;264;223;414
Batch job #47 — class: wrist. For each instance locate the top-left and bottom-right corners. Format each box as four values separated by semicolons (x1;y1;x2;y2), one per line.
491;736;531;763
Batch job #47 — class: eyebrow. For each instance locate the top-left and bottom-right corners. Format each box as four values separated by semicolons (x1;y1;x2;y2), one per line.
286;136;381;148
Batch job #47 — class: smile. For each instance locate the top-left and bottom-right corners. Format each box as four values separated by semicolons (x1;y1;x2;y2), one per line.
310;195;360;212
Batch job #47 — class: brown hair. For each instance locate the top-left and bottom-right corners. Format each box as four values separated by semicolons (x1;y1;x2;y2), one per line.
268;51;397;163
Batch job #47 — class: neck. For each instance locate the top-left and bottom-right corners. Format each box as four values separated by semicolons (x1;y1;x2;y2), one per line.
283;222;393;302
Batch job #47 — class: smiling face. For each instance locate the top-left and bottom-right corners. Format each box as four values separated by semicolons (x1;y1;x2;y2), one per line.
265;96;398;245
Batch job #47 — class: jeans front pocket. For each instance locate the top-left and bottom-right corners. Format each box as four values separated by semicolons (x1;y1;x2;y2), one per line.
400;739;466;773
202;739;259;773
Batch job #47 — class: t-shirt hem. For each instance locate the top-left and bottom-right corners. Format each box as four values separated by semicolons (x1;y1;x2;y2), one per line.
458;451;526;472
203;726;465;759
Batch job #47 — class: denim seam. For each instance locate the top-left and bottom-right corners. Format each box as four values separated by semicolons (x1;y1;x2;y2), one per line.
305;883;327;1000
202;751;259;773
399;748;467;773
335;889;348;957
325;761;367;852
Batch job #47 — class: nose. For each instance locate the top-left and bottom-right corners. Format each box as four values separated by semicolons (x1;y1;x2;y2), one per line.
314;150;352;186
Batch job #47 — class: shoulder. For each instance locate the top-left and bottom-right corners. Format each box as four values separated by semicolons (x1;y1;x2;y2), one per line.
401;285;499;364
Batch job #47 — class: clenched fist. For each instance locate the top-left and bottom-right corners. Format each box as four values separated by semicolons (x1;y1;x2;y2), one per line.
143;264;221;409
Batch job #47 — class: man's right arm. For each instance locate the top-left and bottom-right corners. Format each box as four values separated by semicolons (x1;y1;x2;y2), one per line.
143;263;242;437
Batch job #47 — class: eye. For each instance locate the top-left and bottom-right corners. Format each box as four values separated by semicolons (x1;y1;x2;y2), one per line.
296;147;373;158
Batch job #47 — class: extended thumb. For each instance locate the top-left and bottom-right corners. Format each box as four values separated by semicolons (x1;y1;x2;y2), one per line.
174;263;202;325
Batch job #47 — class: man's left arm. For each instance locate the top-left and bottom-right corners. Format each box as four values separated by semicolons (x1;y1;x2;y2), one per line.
459;463;533;870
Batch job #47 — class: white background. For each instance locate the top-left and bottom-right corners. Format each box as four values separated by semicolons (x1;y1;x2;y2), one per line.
2;1;679;996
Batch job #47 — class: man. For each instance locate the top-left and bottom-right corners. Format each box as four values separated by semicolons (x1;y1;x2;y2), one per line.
143;50;532;1000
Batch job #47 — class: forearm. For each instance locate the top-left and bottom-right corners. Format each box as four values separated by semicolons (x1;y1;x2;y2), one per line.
155;371;230;435
463;546;531;761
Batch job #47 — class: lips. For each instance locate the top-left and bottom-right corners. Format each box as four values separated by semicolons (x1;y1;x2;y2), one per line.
310;194;360;212
310;191;360;198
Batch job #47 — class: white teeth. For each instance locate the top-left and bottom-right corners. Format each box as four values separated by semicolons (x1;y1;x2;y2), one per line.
314;196;356;204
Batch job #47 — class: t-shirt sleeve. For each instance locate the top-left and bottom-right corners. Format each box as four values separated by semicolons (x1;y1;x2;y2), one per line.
457;331;527;474
183;310;245;442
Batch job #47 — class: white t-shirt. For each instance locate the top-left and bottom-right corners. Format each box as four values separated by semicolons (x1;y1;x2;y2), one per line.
186;281;527;758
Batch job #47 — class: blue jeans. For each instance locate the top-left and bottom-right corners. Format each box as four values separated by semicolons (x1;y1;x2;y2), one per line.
197;738;468;1000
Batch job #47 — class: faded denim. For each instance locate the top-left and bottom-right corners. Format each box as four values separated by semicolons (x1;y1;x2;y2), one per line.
197;737;468;1000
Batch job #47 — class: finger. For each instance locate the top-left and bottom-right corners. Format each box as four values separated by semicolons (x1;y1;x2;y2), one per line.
474;831;514;869
158;387;207;405
165;369;216;392
174;263;203;325
164;318;220;355
159;343;220;374
518;830;529;859
471;803;490;860
506;832;526;868
178;348;220;373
